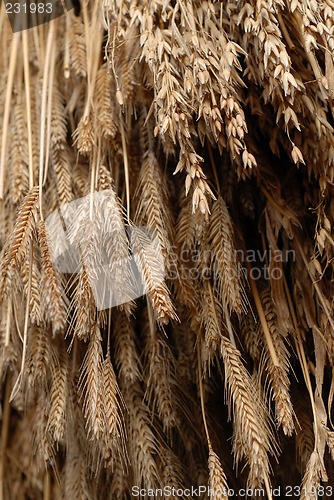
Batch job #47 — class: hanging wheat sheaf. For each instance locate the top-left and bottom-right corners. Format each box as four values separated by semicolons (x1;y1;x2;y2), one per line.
1;0;334;498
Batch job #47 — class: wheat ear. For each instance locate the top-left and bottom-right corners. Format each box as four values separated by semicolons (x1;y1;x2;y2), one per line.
79;324;104;439
220;336;274;491
38;219;68;333
5;186;39;271
209;196;244;314
131;225;177;324
47;343;69;442
260;287;295;436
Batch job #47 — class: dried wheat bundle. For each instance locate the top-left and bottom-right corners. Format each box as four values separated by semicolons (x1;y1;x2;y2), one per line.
1;0;334;498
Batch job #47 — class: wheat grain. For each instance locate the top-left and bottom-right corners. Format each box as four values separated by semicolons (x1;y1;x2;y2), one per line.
131;225;177;324
124;381;161;491
96;64;117;139
209;196;244;315
260;287;295;436
26;325;51;386
299;451;322;500
47;343;69;442
208;446;229;500
143;307;180;431
99;353;126;466
79;324;104;439
113;310;140;384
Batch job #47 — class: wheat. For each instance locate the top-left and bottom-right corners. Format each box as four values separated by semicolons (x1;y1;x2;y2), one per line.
50;82;73;205
134;149;174;265
32;389;53;465
201;280;223;372
131;225;177;324
209;196;244;315
96;64;117;139
113;310;140;384
20;252;43;325
5;185;39;271
260;287;295;436
79;324;104;439
299;451;322;500
2;2;334;496
72;269;96;341
74;110;95;156
160;447;187;498
293;388;315;470
99;186;134;311
69;13;87;79
64;436;93;500
26;325;51;386
38;219;68;333
47;343;69;442
8;100;29;204
143;308;180;431
124;381;161;491
220;336;274;489
99;353;126;466
208;447;229;500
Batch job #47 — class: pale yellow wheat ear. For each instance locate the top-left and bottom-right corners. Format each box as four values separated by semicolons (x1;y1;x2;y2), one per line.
47;342;69;442
197;334;233;500
78;323;104;440
208;447;229;500
38;219;68;334
209;195;244;315
220;336;275;494
130;224;177;325
143;303;181;432
260;287;295;436
4;186;39;272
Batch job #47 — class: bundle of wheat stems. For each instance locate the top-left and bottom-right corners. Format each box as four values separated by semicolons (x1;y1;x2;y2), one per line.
1;0;334;498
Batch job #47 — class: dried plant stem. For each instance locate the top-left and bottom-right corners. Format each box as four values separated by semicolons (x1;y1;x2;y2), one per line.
39;22;58;218
64;10;71;78
22;30;34;189
277;13;295;50
293;11;323;83
197;343;211;447
297;240;334;332
0;32;20;199
89;148;97;219
0;3;5;33
43;32;57;187
121;121;130;223
282;273;319;448
245;259;279;367
43;470;50;500
81;0;91;83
